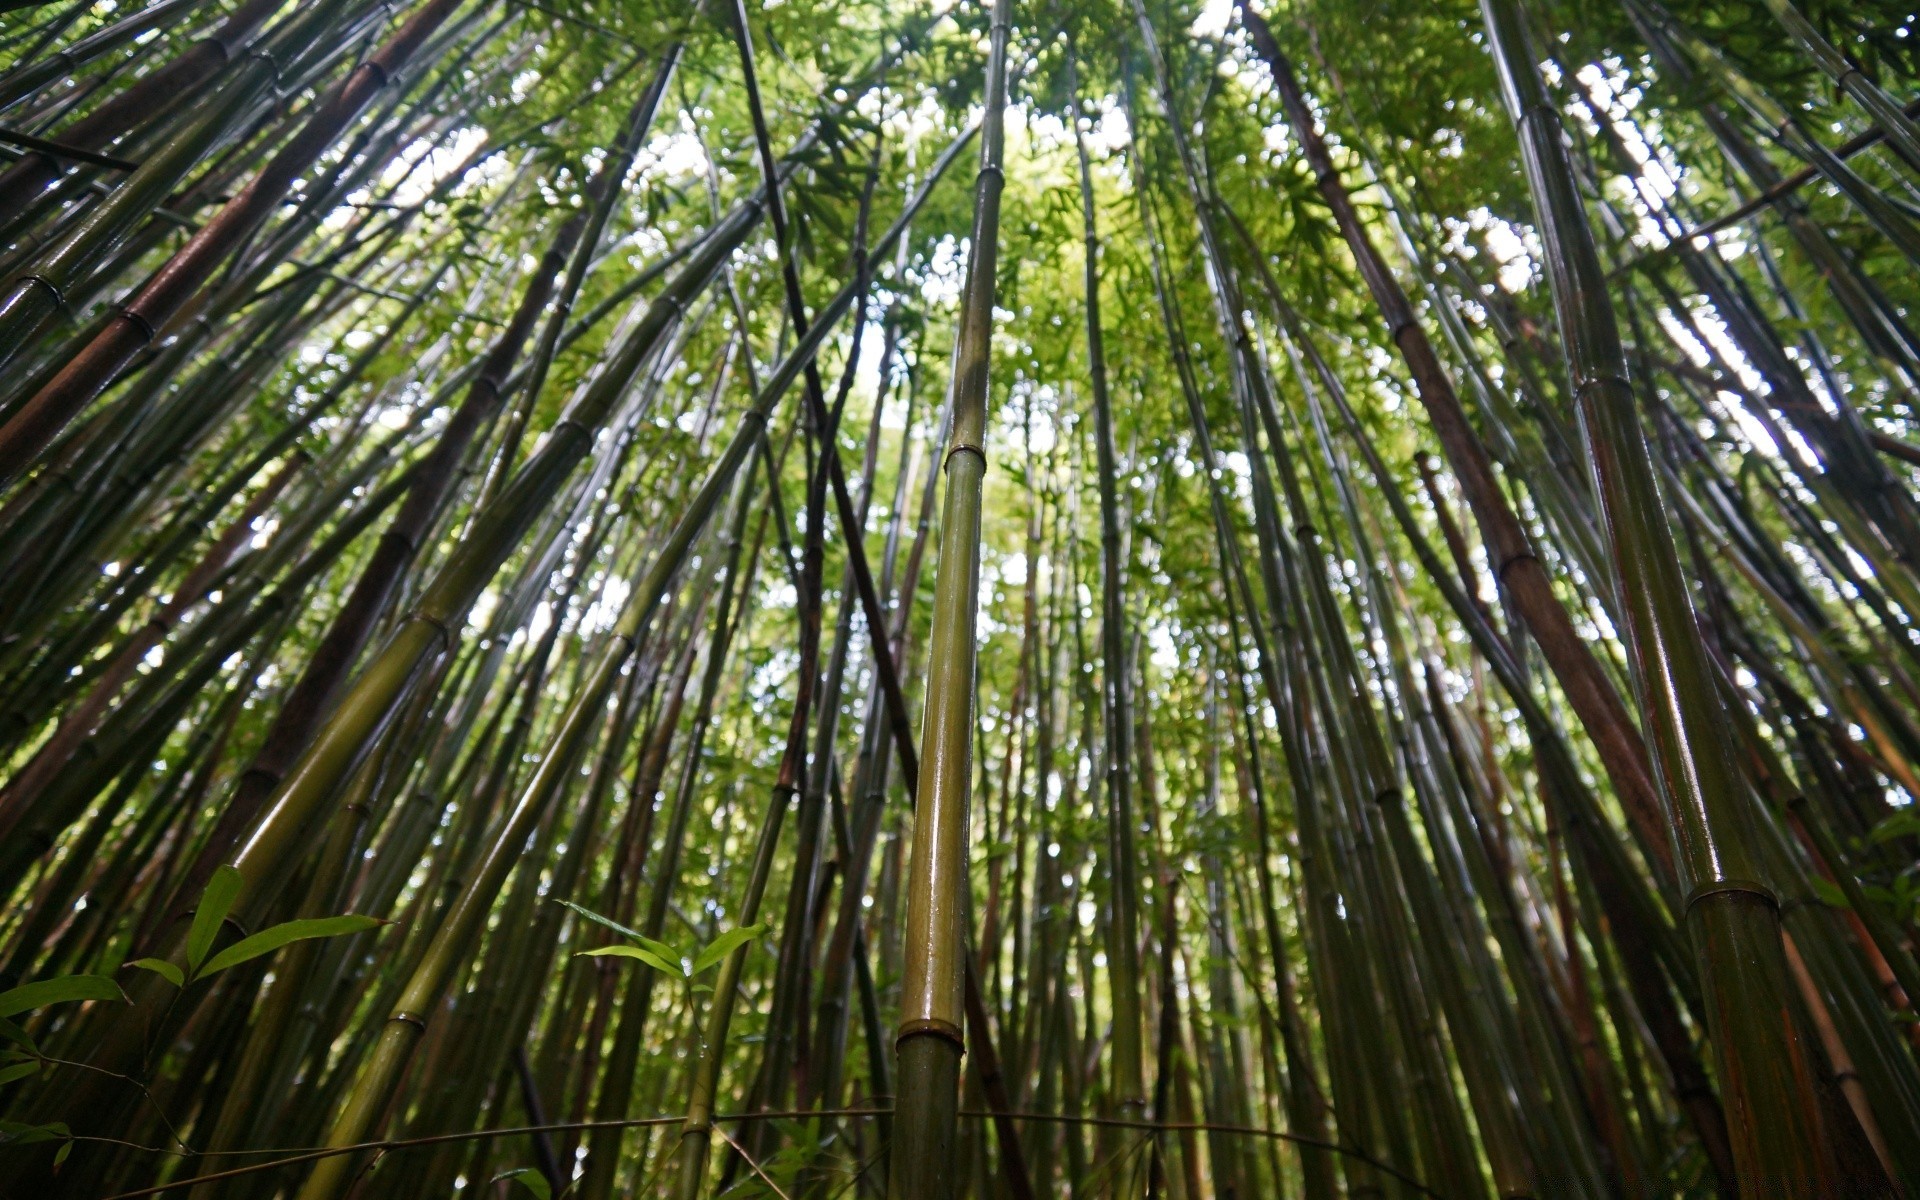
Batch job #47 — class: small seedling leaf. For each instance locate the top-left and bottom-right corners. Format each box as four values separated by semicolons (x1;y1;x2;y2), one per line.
1809;877;1850;910
0;1017;32;1056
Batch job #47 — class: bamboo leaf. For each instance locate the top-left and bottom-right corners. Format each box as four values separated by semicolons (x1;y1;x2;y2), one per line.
691;923;765;975
0;1062;36;1086
578;944;684;976
0;1017;31;1055
199;915;384;978
1870;811;1920;844
632;933;683;966
553;898;646;944
0;974;125;1017
490;1167;551;1200
187;865;242;973
126;959;185;989
0;1119;69;1147
1808;877;1850;910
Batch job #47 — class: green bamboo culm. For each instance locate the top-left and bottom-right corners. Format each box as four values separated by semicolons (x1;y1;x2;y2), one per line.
660;117;979;1200
1752;0;1920;174
288;368;819;1200
0;0;198;114
33;195;766;1138
1480;0;1834;1192
0;0;356;376
1066;36;1149;1200
0;0;468;478
890;0;1011;1196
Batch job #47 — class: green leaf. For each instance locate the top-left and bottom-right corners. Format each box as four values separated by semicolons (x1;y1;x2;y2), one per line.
553;898;645;943
554;899;687;966
0;974;125;1018
200;915;383;978
1809;877;1850;910
0;1062;36;1086
0;1119;69;1146
1870;811;1920;844
0;1016;32;1055
630;933;684;966
187;865;243;973
126;958;185;989
577;944;683;976
692;923;765;975
490;1167;551;1200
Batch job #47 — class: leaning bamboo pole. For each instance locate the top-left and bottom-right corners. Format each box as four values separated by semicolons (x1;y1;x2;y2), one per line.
0;0;204;114
159;60;678;927
0;0;288;216
15;190;764;1175
288;554;679;1200
1236;2;1678;892
0;0;466;480
1482;0;1834;1190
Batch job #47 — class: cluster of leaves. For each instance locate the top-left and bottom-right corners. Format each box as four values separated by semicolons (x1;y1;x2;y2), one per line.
559;899;764;989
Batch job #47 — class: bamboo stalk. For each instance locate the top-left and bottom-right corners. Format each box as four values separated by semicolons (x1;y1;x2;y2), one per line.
0;0;463;479
890;1;1011;1195
1482;0;1835;1190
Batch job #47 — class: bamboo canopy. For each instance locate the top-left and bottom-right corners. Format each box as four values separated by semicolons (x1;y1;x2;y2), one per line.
1;0;1919;1197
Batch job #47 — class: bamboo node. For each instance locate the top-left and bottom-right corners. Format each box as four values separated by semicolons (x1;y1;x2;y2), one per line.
246;49;283;93
1573;371;1634;399
1493;548;1538;580
895;1016;965;1051
16;273;71;317
1683;877;1778;917
414;609;456;642
118;305;158;343
390;1010;429;1031
945;440;986;472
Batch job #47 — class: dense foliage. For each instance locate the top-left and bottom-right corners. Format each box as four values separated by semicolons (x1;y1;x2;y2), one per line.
0;0;1917;1195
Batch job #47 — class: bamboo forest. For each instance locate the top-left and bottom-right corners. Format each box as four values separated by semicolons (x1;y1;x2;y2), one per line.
7;0;1920;1194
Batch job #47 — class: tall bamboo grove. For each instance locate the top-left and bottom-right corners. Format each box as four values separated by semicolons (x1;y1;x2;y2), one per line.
1;0;1919;1197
